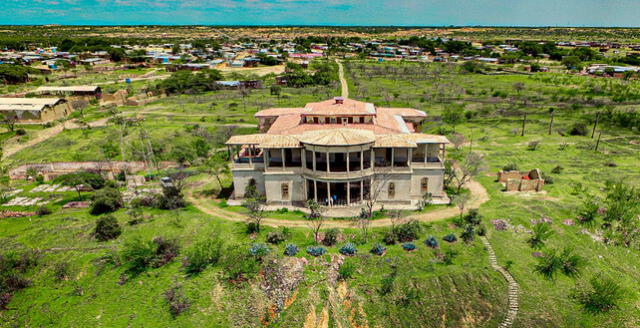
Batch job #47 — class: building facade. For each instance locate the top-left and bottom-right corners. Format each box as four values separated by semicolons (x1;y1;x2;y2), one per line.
226;97;449;209
0;98;73;124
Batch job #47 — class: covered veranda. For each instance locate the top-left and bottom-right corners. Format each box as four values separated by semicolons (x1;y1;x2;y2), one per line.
306;178;371;207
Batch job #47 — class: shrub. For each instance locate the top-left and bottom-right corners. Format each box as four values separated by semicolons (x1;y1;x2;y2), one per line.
424;235;439;248
246;222;259;234
284;243;299;257
527;140;540;151
93;215;122;241
551;165;564;174
464;209;482;226
569;123;588;136
165;283;190;317
502;163;519;171
477;225;487;236
559;248;584;277
266;231;286;244
36;206;52;216
120;236;179;275
527;223;553;249
339;243;357;256
322;228;339;246
53;262;70;281
15;128;26;136
382;229;397;245
443;248;458;265
443;234;457;243
249;243;270;259
183;235;223;275
370;243;386;256
460;226;475;243
306;246;326;257
338;261;356;280
223;246;260;281
394;220;422;242
402;242;417;251
90;187;124;215
572;275;622;313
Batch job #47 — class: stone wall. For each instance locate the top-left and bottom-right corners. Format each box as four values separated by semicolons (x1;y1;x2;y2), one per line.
9;161;177;181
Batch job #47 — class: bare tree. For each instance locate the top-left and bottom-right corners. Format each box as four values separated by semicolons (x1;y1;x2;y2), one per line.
305;199;325;244
453;152;486;194
1;113;17;132
237;174;264;227
453;193;471;220
449;133;465;150
362;174;392;219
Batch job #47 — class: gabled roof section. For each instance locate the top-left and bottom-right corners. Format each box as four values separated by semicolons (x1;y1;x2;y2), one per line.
299;129;375;146
0;98;65;111
303;98;376;116
254;107;304;118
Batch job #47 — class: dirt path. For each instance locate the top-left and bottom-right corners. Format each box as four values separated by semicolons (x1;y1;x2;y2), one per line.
336;59;349;98
3;118;109;158
481;236;519;328
186;174;489;228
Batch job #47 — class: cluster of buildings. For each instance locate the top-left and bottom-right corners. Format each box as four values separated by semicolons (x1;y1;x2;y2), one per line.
225;97;449;210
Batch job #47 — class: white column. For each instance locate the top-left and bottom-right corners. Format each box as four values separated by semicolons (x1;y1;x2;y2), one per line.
360;180;364;203
391;148;395;168
370;149;374;168
408;148;412;167
314;180;318;202
327;182;331;206
424;144;427;164
312;149;316;171
360;148;364;172
346;152;350;173
248;146;253;165
281;148;285;169
347;181;350;205
326;152;330;173
263;149;269;172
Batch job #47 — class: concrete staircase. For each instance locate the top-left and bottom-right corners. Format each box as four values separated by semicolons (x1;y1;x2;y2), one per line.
481;236;519;328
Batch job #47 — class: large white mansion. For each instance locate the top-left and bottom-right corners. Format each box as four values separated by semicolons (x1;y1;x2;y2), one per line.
225;97;449;209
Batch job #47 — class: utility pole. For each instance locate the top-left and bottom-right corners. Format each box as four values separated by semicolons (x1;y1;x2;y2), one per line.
521;113;527;136
548;108;555;135
591;112;600;138
595;132;602;152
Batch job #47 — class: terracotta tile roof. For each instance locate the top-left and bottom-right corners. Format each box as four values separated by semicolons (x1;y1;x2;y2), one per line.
374;134;418;148
275;123;401;135
255;107;304;117
266;114;303;134
298;128;375;146
377;107;427;117
303;98;376;116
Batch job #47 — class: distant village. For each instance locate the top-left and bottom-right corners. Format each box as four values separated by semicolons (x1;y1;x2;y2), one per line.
3;37;640;78
2;35;640;124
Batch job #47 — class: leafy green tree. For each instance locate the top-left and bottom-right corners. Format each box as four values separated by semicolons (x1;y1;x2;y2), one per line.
562;56;583;70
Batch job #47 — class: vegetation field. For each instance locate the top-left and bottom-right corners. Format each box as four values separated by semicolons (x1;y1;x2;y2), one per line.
0;58;639;327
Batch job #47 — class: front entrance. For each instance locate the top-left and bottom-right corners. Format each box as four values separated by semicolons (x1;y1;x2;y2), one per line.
306;178;370;207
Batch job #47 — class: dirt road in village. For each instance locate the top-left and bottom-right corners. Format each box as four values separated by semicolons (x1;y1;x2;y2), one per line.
335;59;349;98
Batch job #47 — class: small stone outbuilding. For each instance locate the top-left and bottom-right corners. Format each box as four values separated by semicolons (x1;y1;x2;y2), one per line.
498;168;545;192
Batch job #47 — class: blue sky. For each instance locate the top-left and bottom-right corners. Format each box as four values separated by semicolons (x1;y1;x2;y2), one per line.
2;0;640;26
